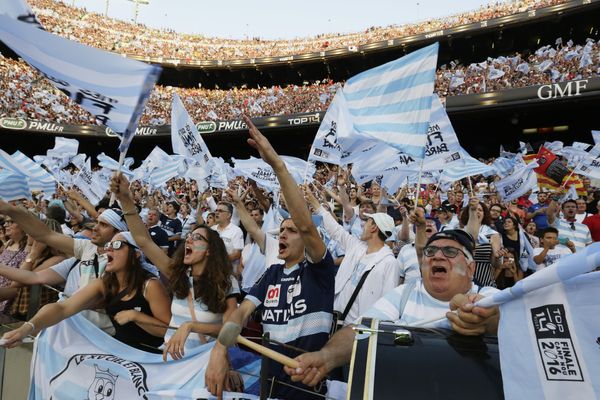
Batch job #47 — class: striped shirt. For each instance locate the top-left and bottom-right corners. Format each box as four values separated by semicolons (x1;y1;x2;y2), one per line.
552;219;593;251
362;279;499;329
397;244;421;283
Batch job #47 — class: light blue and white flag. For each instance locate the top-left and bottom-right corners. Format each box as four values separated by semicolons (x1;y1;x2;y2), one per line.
171;93;213;168
0;14;161;153
11;150;56;194
148;156;186;187
494;160;539;201
308;90;352;165
73;158;105;204
1;0;43;28
421;93;464;171
518;227;536;272
592;130;600;145
232;156;315;192
208;157;232;190
96;152;134;178
47;137;79;159
70;153;87;170
440;148;494;183
341;43;438;158
489;157;516;178
574;144;600;180
0;170;31;201
477;245;600;400
29;312;260;400
543;141;564;153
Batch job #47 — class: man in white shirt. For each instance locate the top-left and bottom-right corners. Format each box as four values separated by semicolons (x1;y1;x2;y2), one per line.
212;201;244;275
306;189;399;326
533;227;574;271
284;223;500;387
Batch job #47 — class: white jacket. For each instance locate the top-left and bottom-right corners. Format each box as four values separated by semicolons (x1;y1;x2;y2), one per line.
317;206;400;325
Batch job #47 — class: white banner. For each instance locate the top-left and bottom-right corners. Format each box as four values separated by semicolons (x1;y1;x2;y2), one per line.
494;161;539;202
171;93;212;168
29;313;260;399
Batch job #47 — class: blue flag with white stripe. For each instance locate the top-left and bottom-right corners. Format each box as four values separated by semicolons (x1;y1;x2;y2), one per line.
489;157;516;178
11;150;56;194
0;14;161;153
29;312;260;399
0;170;31;201
341;43;438;158
148;156;186;187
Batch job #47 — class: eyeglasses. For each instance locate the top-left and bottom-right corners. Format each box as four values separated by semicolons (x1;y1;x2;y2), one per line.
104;240;138;251
423;245;469;259
186;232;208;242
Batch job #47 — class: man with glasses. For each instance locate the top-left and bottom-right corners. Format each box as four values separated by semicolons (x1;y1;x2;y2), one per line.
547;199;592;251
212;201;244;276
284;220;500;388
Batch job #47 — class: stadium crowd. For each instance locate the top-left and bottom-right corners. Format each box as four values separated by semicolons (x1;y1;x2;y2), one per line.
30;0;567;61
0;118;598;397
1;38;598;125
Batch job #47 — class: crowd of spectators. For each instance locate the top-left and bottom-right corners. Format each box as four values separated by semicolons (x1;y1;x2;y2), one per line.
1;38;598;125
30;0;567;61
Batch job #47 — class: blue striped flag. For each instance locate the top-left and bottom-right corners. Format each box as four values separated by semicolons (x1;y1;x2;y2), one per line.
97;153;134;178
11;151;56;194
148;156;186;187
0;170;31;201
490;157;516;178
440;148;494;183
341;43;439;158
0;14;161;153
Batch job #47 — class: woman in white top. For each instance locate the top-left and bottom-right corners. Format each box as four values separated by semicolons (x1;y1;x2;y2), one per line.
110;174;239;361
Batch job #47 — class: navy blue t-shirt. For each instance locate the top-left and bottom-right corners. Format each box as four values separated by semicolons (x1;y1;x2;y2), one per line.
160;214;182;256
246;250;335;400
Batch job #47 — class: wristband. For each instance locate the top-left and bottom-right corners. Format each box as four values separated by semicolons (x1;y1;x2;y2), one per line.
24;321;35;333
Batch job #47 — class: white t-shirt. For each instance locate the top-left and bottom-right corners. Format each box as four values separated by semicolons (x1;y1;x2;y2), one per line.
397;244;421;283
212;222;244;272
532;245;572;271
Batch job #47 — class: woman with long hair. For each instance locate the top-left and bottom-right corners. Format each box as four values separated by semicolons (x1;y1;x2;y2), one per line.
500;216;521;256
461;197;502;287
0;217;29;312
109;173;240;362
2;232;171;352
0;218;67;320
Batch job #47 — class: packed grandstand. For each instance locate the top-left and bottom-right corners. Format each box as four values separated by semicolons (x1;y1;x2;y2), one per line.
0;0;599;399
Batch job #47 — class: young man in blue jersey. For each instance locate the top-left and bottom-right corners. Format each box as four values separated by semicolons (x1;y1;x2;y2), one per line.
205;115;336;400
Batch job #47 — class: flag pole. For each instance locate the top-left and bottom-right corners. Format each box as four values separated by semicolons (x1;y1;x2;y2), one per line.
413;159;424;211
559;159;583;191
109;150;127;206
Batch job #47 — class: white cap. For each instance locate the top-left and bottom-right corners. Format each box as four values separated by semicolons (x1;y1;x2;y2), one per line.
363;213;395;238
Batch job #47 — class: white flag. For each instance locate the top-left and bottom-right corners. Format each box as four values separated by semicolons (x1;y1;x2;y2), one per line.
421;94;464;171
592;130;600;145
494;161;539;201
308;90;351;165
171;93;212;168
73;158;105;204
0;14;160;153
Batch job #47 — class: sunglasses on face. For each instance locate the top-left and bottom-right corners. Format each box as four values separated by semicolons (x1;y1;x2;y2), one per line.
104;240;138;251
423;245;468;259
186;232;208;242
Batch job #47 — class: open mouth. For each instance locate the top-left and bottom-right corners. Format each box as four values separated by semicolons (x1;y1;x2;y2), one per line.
278;242;288;254
184;246;192;257
106;254;114;263
431;265;448;276
425;227;433;233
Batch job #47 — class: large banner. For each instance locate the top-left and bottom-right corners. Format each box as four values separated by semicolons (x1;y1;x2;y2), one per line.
29;313;260;399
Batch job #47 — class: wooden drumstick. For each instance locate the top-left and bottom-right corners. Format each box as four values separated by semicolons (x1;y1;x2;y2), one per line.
218;322;300;369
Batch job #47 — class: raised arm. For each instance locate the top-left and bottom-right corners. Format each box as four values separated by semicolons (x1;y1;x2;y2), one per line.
67;189;99;220
109;173;173;276
244;115;326;261
412;208;427;263
0;200;74;257
1;279;105;348
465;197;481;244
228;187;266;252
248;180;272;212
